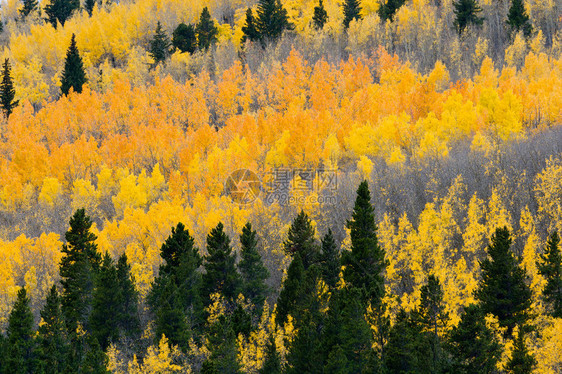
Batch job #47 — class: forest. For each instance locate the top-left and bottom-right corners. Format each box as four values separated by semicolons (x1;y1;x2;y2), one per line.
0;0;561;372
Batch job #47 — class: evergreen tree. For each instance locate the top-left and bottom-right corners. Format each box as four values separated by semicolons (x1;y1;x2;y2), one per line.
378;0;406;22
60;34;87;96
0;58;18;118
238;222;270;316
36;286;69;374
259;333;282;374
241;8;260;44
320;229;340;289
201;222;241;305
507;0;532;37
44;0;80;28
343;0;362;28
475;227;532;336
447;304;502;374
453;0;484;35
4;288;37;374
505;327;536;374
537;231;562;318
153;279;191;349
116;253;140;338
90;253;121;350
81;337;110;374
312;0;328;30
275;252;305;326
255;0;293;42
342;180;387;307
59;208;101;334
196;7;218;50
84;0;96;17
149;21;171;66
172;23;197;54
19;0;38;18
204;314;241;374
283;210;320;270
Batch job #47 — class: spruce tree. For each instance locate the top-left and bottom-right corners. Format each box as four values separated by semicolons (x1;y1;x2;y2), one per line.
59;208;101;334
384;309;425;373
320;229;340;289
0;58;18;118
283;210;320;270
90;253;121;350
19;0;38;18
61;34;87;96
149;21;171;66
505;328;536;374
536;231;562;318
44;0;80;28
204;314;241;374
378;0;406;23
275;253;305;326
259;334;282;374
343;0;362;28
238;222;270;316
116;253;140;338
82;336;110;374
507;0;532;37
475;227;532;336
453;0;484;35
5;288;37;374
255;0;293;42
36;286;69;374
342;180;387;307
153;279;191;348
241;8;260;44
172;23;197;54
84;0;96;17
196;7;218;50
312;0;328;30
447;304;502;374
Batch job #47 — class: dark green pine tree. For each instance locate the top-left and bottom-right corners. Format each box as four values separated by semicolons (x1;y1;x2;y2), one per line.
447;304;502;374
384;309;428;374
238;222;270;316
153;280;191;349
172;23;197;54
320;229;340;289
84;0;96;17
342;180;388;307
312;0;328;30
201;222;241;305
59;208;101;334
283;210;320;270
343;0;362;28
0;59;18;119
259;333;282;374
255;0;293;42
60;34;87;96
505;327;536;374
44;0;80;28
453;0;484;35
475;227;532;336
536;231;562;318
275;253;305;326
378;0;406;22
196;7;218;51
507;0;532;37
36;286;69;374
89;253;122;350
204;315;241;374
4;288;38;374
81;336;110;374
19;0;38;18
415;275;449;374
241;8;260;44
116;253;140;338
149;21;171;66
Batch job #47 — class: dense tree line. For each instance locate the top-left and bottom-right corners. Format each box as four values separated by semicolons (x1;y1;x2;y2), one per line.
1;181;560;373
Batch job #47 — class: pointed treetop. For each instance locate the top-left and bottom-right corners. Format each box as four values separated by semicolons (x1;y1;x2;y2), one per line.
61;34;87;96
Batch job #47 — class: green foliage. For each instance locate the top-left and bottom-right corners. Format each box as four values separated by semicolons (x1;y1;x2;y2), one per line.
44;0;80;28
342;180;387;307
475;227;532;336
312;0;328;30
204;314;241;374
507;0;532;37
172;23;197;54
447;304;502;374
343;0;362;28
36;286;69;374
0;59;18;118
59;208;100;334
116;254;140;338
84;0;96;17
238;222;270;316
61;34;87;96
196;7;218;50
255;0;293;42
275;252;305;326
283;210;319;270
453;0;484;35
81;337;110;374
4;288;37;374
320;229;340;289
505;328;536;374
536;231;562;318
259;334;281;374
241;8;260;44
149;21;171;66
19;0;38;18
